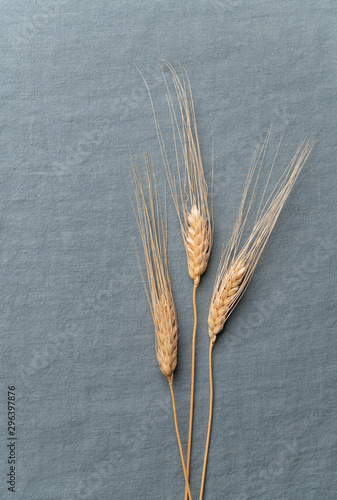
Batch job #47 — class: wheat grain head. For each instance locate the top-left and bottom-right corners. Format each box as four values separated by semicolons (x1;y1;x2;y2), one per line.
208;133;315;343
136;61;213;285
161;61;213;285
130;152;178;378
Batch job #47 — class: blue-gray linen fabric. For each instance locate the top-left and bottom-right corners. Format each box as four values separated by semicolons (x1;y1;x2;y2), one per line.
0;1;336;499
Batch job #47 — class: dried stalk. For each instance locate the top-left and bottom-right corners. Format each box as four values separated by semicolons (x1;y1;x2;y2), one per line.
159;62;213;500
130;152;192;499
200;133;315;500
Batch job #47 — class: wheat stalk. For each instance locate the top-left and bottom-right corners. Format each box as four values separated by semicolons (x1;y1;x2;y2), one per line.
157;62;214;499
200;133;315;500
130;151;192;499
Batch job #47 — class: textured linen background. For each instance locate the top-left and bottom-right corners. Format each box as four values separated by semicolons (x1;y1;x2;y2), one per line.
0;1;336;499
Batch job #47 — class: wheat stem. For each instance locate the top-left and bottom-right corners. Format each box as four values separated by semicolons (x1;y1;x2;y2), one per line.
168;376;193;500
184;281;199;500
202;135;314;497
199;340;215;500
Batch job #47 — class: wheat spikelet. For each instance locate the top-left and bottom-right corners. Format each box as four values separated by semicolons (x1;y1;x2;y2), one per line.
208;259;246;342
130;151;178;378
154;294;178;377
186;204;211;285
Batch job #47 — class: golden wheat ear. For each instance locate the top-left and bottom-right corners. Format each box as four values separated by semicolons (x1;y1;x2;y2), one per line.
159;60;213;285
199;134;315;500
130;151;193;499
208;135;315;343
134;62;213;283
130;150;178;377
